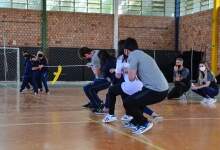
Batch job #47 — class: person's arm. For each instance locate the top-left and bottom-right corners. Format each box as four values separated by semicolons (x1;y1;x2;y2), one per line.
91;53;101;78
32;65;40;71
192;81;210;90
127;55;138;81
92;67;101;78
128;69;137;81
173;66;181;81
39;59;47;69
115;59;123;79
192;72;213;89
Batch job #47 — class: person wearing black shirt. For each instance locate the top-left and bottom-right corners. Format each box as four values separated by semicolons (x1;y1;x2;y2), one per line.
167;58;190;102
37;51;49;94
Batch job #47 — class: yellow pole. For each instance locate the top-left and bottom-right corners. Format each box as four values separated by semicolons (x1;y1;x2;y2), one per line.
211;0;220;75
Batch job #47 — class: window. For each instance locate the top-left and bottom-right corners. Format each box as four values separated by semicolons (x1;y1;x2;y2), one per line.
0;0;11;8
119;0;175;16
0;0;113;14
46;0;113;14
12;0;27;9
180;0;213;16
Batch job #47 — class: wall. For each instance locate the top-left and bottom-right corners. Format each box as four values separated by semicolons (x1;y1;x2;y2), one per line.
119;15;175;50
179;10;220;67
0;9;175;50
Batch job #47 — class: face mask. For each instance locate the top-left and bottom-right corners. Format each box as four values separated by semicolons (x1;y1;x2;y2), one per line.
23;54;29;58
199;66;206;72
38;54;43;57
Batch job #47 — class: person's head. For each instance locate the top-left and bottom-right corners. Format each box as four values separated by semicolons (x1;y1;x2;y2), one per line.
117;39;128;61
78;47;93;60
37;51;44;60
124;37;138;56
22;51;30;59
199;61;209;72
30;54;37;61
175;57;184;69
118;40;126;57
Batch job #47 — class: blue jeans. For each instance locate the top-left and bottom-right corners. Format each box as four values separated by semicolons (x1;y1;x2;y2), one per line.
20;76;32;92
192;87;219;98
32;71;40;93
40;72;49;92
83;78;111;109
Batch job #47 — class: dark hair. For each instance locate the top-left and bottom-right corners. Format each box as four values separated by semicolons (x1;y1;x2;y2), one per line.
38;54;43;57
117;40;128;61
199;61;206;64
118;40;125;57
124;37;138;51
78;47;92;60
98;50;115;66
23;51;30;58
23;50;28;54
176;57;183;62
30;54;36;59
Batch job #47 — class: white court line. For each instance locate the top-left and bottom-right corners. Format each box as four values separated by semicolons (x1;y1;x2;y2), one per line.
0;120;96;127
164;117;220;121
91;119;165;150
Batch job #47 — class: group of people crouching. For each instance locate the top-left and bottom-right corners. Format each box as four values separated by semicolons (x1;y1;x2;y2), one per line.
78;37;219;135
20;51;49;95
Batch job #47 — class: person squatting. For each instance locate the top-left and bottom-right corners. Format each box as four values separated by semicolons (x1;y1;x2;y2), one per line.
78;37;169;135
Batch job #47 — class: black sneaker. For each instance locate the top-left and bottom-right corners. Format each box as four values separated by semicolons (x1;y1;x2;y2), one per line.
93;108;106;115
82;102;91;108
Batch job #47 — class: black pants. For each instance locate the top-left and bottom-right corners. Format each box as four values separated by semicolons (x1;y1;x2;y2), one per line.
167;81;190;99
124;88;168;126
83;79;111;109
107;84;128;115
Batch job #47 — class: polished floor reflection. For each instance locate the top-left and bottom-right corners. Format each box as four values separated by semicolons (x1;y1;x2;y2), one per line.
0;88;220;150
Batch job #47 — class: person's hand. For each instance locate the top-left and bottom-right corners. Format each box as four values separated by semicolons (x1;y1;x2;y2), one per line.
191;86;198;90
122;68;128;74
109;68;115;74
86;63;93;68
174;65;178;71
175;75;181;81
191;84;199;90
39;65;43;70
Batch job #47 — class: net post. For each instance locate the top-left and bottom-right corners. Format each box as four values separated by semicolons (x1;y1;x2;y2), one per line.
17;48;20;91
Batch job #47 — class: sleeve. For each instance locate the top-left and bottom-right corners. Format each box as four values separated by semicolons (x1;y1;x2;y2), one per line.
43;59;48;66
128;54;138;70
181;68;189;79
173;70;177;80
115;58;123;74
91;54;101;68
207;72;214;81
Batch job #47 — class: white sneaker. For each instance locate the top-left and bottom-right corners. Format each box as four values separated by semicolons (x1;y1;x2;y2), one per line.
152;116;164;124
206;98;217;104
132;122;153;135
123;122;138;131
179;94;187;104
200;98;209;104
102;114;117;123
121;115;133;122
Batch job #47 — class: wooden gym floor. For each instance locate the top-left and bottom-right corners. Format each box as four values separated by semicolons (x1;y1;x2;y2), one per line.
0;87;220;150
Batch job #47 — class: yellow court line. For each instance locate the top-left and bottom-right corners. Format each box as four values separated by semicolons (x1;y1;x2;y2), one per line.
90;119;165;150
